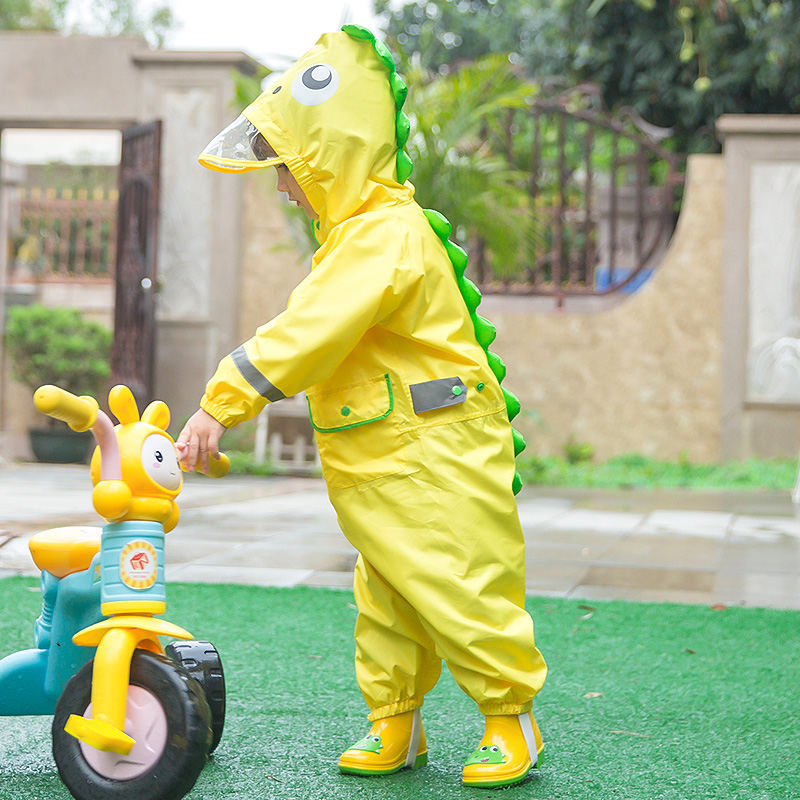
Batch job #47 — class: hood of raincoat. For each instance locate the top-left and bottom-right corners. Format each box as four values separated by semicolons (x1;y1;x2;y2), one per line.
199;31;413;243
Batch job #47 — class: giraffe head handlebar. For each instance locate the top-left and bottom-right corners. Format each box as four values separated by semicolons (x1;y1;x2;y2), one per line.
34;384;228;531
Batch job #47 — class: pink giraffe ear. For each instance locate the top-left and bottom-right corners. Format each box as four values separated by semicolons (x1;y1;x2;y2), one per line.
142;400;170;431
108;385;140;424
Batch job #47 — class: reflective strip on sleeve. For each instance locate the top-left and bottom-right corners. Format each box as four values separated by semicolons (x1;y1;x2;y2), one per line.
231;346;286;402
409;376;467;414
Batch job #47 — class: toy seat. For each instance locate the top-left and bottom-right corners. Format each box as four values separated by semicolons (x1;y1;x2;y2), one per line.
29;527;102;578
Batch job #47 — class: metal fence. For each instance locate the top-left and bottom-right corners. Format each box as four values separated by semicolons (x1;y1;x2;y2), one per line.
16;187;117;279
477;89;685;307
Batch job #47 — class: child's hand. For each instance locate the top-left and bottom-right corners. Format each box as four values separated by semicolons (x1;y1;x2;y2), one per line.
176;409;226;474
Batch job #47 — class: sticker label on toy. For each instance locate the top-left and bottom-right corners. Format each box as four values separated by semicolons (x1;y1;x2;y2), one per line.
120;541;158;589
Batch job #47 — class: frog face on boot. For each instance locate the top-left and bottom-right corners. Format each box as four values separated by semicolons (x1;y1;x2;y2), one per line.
351;733;383;753
465;744;507;765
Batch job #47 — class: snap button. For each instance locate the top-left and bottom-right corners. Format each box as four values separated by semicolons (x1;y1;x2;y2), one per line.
476;382;485;391
341;406;351;416
451;386;463;397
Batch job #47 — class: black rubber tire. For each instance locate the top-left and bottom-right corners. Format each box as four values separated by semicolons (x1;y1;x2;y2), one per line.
165;640;226;754
52;650;212;800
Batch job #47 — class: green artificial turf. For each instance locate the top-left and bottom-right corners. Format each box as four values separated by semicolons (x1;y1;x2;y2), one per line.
1;578;799;799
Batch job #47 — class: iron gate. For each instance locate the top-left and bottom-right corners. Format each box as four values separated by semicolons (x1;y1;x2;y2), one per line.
111;120;161;406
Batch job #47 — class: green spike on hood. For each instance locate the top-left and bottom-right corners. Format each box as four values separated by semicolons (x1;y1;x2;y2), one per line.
342;24;413;183
342;24;526;493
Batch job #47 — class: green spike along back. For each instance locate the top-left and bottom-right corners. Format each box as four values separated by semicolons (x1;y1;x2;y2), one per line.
342;25;526;494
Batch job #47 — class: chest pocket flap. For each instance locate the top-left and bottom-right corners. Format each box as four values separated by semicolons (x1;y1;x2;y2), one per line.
307;374;394;432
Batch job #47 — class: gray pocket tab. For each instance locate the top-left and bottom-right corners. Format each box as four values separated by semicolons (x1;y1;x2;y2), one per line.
410;377;467;415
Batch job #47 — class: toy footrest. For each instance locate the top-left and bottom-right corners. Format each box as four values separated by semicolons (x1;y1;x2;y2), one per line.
29;527;102;578
65;714;134;754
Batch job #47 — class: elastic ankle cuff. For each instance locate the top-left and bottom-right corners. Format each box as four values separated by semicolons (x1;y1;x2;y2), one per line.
368;697;423;722
478;701;533;716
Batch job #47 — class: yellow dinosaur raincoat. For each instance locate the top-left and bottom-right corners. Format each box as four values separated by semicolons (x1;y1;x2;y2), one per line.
198;29;546;719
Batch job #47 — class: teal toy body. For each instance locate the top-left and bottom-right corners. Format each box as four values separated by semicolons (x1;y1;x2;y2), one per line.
0;551;102;715
0;518;169;716
0;384;230;800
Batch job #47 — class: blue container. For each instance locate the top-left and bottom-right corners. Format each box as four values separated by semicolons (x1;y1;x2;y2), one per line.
594;266;653;294
101;520;166;611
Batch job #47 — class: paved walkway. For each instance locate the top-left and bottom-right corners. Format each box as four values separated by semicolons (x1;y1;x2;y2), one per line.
1;463;799;610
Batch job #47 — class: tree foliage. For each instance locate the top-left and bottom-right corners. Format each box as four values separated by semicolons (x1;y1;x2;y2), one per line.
0;0;67;29
0;0;175;47
522;0;800;152
377;0;800;153
75;0;175;47
404;54;537;276
375;0;528;72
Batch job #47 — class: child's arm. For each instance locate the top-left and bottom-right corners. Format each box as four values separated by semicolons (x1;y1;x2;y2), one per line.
198;218;422;430
176;408;226;473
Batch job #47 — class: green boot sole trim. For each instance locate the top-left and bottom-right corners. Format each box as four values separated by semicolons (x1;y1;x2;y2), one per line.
339;750;428;776
462;761;532;789
412;750;429;769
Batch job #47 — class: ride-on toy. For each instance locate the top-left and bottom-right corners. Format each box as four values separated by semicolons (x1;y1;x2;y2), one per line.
0;384;229;800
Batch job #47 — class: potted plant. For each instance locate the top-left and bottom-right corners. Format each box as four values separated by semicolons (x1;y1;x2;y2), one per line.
4;304;112;463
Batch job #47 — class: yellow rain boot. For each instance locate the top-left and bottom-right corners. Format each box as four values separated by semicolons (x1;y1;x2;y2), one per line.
338;709;427;775
462;712;544;789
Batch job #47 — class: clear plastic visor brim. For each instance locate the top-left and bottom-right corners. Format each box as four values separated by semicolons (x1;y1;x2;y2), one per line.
197;114;282;173
197;154;282;173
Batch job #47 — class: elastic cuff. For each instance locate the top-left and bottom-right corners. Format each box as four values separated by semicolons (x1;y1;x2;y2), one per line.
367;696;424;722
478;700;533;717
199;396;236;428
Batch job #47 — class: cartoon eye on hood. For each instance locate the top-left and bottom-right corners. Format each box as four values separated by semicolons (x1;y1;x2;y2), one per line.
292;64;339;105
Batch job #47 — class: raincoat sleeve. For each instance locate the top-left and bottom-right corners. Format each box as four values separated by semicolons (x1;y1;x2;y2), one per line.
200;216;421;428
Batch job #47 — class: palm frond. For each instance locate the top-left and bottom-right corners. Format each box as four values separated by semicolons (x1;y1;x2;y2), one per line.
404;55;539;280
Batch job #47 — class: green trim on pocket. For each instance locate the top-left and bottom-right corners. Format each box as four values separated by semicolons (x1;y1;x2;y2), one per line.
308;374;395;433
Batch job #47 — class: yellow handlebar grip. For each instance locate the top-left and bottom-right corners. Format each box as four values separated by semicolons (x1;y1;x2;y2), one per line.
206;453;230;479
178;451;229;477
34;385;99;432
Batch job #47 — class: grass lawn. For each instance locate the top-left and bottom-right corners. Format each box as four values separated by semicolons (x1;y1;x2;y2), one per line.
517;453;799;491
1;579;798;799
225;449;800;492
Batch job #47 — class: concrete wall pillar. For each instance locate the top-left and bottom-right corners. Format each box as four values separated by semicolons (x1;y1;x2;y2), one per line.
718;115;800;458
133;52;259;424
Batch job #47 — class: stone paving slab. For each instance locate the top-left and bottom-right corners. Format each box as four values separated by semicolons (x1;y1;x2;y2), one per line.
1;463;799;610
538;508;646;533
638;510;735;538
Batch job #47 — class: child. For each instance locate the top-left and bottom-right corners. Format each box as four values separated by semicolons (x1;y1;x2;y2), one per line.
177;26;547;789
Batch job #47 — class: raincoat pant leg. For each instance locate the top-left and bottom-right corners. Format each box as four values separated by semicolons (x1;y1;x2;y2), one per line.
331;411;547;719
353;555;443;721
